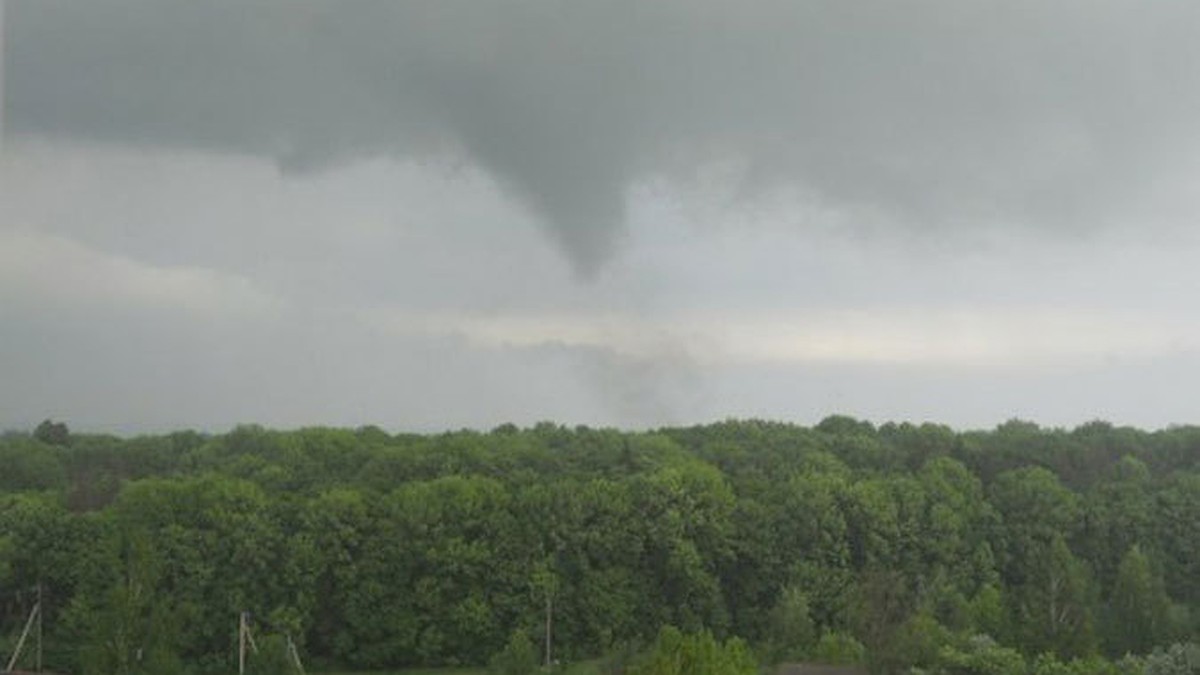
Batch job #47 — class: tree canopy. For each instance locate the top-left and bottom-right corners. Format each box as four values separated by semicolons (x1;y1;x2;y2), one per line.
1;418;1199;674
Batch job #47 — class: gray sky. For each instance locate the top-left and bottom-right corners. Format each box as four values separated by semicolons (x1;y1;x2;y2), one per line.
4;0;1200;433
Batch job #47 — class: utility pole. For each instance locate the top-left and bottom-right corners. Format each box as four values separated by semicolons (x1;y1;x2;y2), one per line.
238;612;247;675
5;598;39;673
238;610;262;675
286;634;306;675
544;593;553;669
36;583;43;673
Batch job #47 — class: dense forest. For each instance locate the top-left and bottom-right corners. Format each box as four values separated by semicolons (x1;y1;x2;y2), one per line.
3;417;1200;674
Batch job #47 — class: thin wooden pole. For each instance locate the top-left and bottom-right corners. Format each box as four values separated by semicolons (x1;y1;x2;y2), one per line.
286;634;306;675
5;601;39;673
240;612;246;675
544;593;552;668
36;583;43;673
245;620;259;654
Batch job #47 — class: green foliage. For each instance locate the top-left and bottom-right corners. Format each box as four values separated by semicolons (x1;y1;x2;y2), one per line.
935;634;1025;675
989;466;1095;658
0;534;11;584
489;629;538;675
34;419;71;446
811;631;867;666
1010;535;1096;658
599;639;645;675
889;612;951;671
852;566;917;671
1028;653;1122;675
4;418;1200;672
1138;642;1200;675
1079;456;1153;594
627;626;757;675
1154;474;1200;612
760;585;816;664
1106;546;1172;656
246;634;297;675
968;584;1007;641
0;437;66;492
67;536;186;675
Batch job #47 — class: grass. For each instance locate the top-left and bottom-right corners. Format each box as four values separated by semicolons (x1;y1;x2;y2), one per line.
316;669;484;675
316;660;604;675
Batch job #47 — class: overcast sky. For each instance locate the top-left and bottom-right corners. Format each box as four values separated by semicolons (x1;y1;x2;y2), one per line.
4;0;1200;434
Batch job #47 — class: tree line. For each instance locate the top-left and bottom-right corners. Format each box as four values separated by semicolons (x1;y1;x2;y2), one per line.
2;417;1200;674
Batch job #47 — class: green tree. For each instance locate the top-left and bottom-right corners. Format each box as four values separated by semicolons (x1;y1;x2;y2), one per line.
6;419;1200;671
1106;546;1171;656
811;631;866;666
968;583;1008;642
990;468;1094;657
1078;456;1153;593
246;633;298;675
1010;535;1096;658
33;419;70;446
0;534;12;584
69;535;184;675
760;585;816;664
629;461;734;634
0;437;67;491
1029;653;1122;675
1141;642;1200;675
628;626;757;675
935;634;1026;675
1154;473;1200;609
890;611;950;672
489;629;538;675
852;566;916;673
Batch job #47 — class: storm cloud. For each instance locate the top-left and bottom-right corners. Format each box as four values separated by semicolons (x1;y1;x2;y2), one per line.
6;1;1200;433
9;0;1200;273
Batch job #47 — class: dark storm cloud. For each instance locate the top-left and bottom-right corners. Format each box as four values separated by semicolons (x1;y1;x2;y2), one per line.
7;0;1200;272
